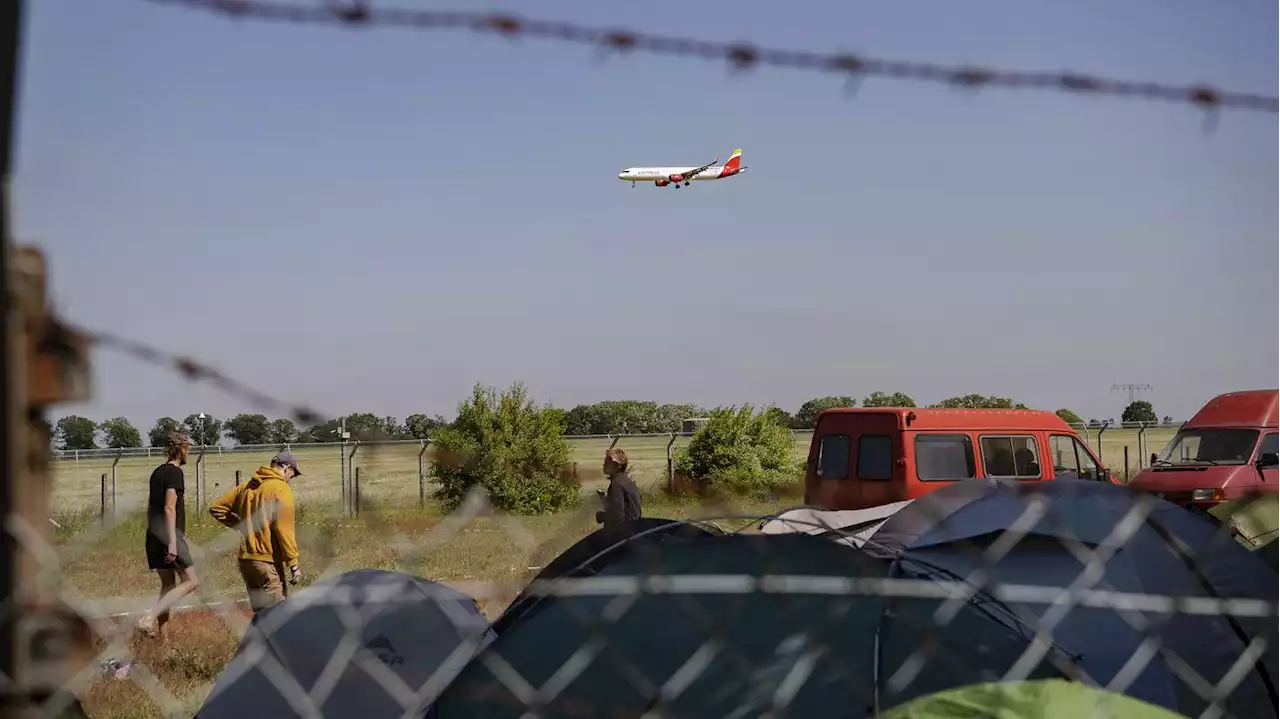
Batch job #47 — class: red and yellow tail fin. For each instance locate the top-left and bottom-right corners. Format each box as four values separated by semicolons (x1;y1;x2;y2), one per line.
718;148;743;177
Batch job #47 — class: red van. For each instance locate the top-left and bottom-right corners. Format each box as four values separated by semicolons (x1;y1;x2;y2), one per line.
804;407;1113;511
1128;389;1278;510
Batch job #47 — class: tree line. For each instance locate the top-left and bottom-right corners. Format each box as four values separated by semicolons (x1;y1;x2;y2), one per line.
49;392;1175;451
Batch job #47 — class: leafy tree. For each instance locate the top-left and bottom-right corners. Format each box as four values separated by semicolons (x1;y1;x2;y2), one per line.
181;413;224;446
1054;409;1083;426
862;391;917;408
224;413;271;445
760;406;794;428
932;394;1028;410
98;417;142;449
561;400;699;435
339;412;385;440
1121;401;1158;425
674;405;802;498
379;416;408;439
792;396;856;429
432;382;577;514
297;418;341;444
1162;415;1175;426
54;415;98;450
405;413;449;439
267;418;299;446
148;417;182;447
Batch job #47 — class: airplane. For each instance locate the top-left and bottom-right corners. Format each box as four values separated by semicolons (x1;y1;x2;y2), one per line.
617;148;746;188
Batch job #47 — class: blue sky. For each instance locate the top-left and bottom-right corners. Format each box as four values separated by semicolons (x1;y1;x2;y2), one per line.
13;0;1278;432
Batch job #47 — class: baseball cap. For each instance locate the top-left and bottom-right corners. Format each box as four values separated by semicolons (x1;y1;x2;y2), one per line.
272;451;302;476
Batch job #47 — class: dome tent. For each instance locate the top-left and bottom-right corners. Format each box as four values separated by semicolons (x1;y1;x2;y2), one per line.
197;569;494;719
868;478;1279;719
491;516;721;636
434;533;1076;718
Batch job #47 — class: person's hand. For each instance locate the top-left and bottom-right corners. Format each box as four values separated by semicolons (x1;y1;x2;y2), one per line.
165;543;178;565
288;564;301;585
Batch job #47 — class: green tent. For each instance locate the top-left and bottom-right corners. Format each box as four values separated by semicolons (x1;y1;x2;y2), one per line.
1208;493;1279;549
878;679;1188;719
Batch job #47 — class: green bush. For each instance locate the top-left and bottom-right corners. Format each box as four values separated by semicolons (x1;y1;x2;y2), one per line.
673;405;804;498
432;382;580;514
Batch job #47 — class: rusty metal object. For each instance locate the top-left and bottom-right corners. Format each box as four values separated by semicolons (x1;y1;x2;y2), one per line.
2;246;95;714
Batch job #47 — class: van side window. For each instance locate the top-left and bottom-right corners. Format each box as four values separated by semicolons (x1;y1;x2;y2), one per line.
817;435;851;479
979;435;1041;479
1073;437;1101;480
858;435;893;480
1259;432;1278;460
915;434;975;481
1050;435;1080;478
1051;434;1101;480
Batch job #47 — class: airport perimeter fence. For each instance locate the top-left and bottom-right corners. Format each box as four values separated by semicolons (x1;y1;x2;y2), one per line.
50;421;1185;520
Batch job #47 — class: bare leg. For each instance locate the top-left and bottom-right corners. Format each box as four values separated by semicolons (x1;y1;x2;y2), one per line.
138;567;200;638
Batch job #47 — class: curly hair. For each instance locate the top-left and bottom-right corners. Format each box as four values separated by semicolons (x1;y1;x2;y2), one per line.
165;430;191;460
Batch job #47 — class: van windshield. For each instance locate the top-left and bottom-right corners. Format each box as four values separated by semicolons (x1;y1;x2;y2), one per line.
1155;429;1259;466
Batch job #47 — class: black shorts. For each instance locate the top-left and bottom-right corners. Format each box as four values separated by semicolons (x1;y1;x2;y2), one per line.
145;534;193;571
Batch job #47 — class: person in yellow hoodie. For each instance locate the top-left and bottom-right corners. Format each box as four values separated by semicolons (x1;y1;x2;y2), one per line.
208;451;303;614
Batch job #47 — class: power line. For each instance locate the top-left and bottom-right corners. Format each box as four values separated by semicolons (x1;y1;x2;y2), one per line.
142;0;1278;114
1112;383;1153;404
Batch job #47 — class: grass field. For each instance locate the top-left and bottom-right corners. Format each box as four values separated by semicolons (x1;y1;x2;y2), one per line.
51;428;1177;516
51;426;1180;717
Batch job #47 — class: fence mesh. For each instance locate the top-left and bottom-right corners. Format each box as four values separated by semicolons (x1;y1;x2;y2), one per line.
17;454;1280;718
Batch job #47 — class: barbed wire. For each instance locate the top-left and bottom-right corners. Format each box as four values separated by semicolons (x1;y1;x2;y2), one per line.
137;0;1280;114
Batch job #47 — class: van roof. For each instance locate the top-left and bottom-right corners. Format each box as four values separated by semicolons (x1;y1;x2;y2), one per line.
1185;389;1278;430
817;407;1073;432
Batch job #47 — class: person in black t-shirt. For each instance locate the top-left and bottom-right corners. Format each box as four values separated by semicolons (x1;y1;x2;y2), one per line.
136;431;201;638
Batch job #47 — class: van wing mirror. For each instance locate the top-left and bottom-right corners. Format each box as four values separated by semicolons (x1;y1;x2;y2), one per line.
1150;452;1158;466
1257;452;1279;469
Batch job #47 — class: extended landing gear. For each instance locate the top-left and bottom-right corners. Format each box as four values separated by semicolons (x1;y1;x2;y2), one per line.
631;181;635;187
683;182;690;186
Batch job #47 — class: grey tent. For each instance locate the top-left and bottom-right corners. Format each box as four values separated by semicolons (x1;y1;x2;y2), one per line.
433;534;1076;718
868;478;1279;719
758;501;915;548
197;569;494;719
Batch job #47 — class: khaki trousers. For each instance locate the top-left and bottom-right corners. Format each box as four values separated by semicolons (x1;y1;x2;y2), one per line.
238;559;290;613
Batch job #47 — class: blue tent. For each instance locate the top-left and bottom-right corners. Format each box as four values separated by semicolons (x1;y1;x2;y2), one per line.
434;534;1076;718
491;517;721;636
197;569;494;719
868;478;1279;719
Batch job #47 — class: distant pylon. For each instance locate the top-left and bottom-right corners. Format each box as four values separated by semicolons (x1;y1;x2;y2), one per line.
1112;383;1153;404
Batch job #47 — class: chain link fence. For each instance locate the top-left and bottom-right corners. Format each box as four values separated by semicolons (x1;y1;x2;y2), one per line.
21;455;1280;718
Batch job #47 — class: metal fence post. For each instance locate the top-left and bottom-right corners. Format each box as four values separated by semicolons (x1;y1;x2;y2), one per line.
1124;446;1130;483
346;441;361;517
194;446;208;512
418;439;428;507
1095;421;1110;467
1136;422;1149;469
354;467;361;518
666;432;678;493
234;469;241;487
100;473;106;521
110;449;122;519
339;439;346;516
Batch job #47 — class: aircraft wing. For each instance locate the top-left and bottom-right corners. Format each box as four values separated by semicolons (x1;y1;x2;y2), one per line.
679;156;719;180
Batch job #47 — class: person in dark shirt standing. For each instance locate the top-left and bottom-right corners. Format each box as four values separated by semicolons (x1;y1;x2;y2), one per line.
136;431;201;638
596;447;642;532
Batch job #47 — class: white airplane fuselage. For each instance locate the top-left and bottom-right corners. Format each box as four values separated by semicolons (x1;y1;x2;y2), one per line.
617;166;747;184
